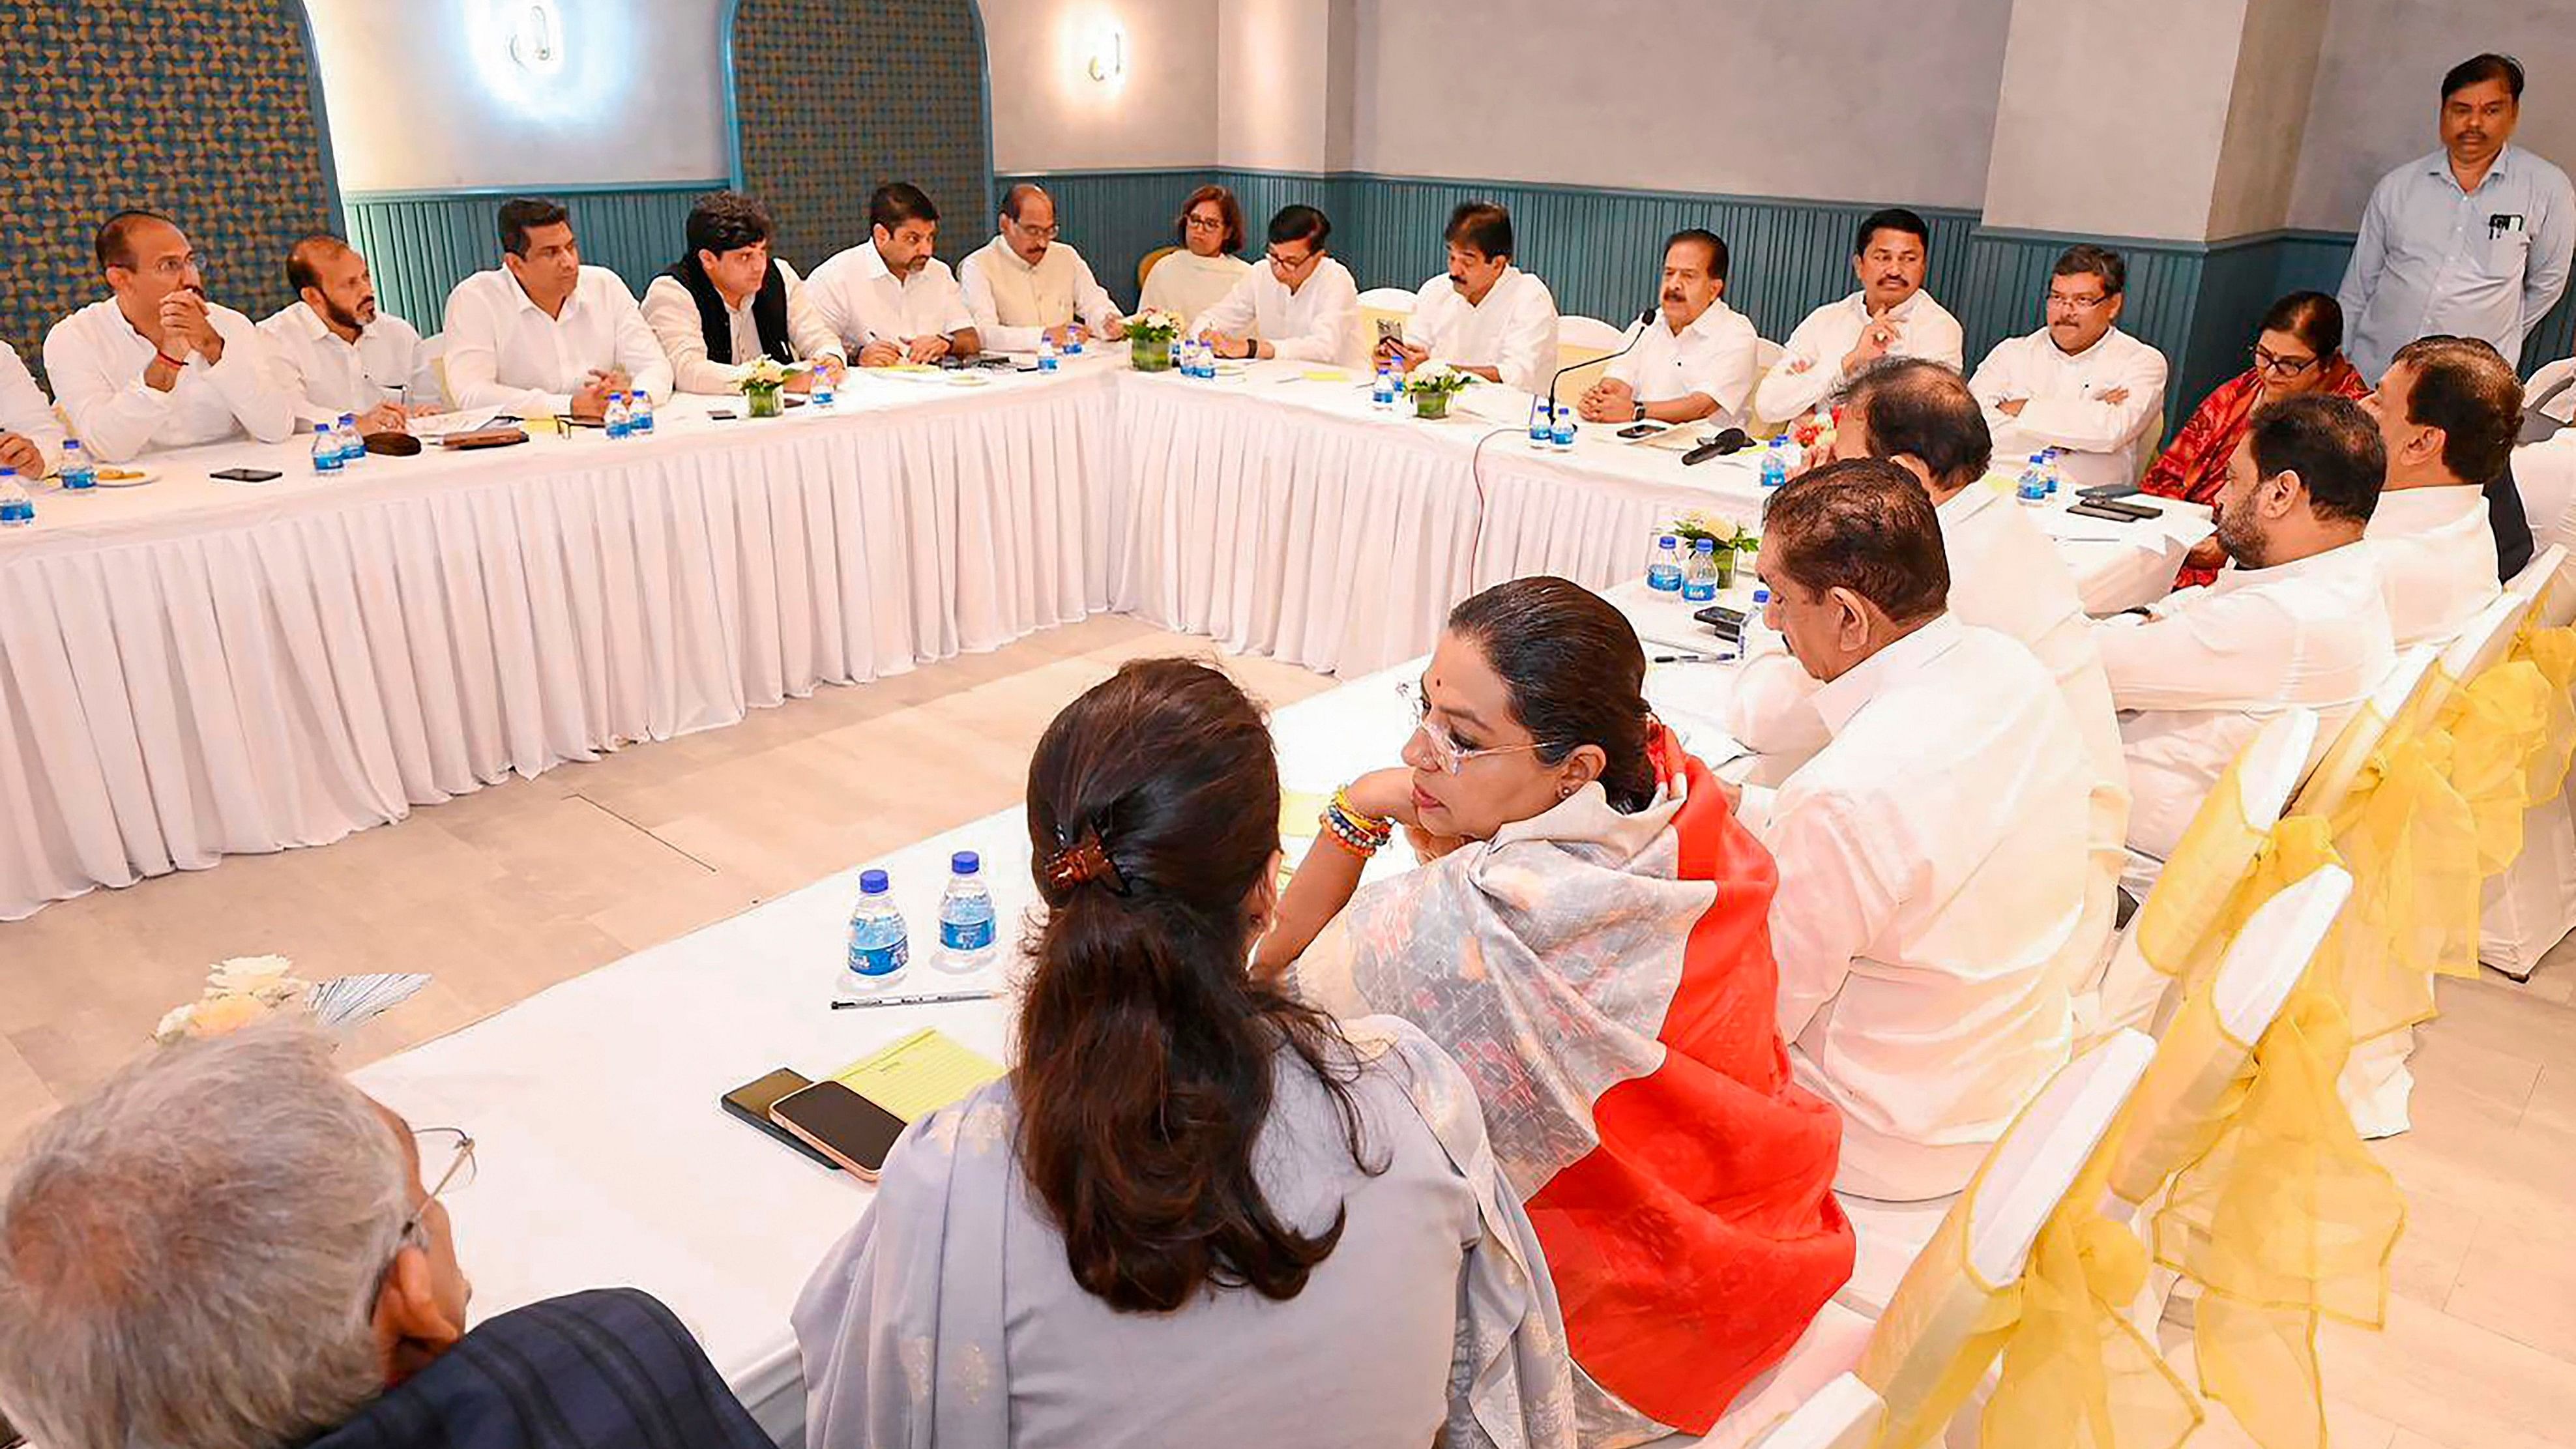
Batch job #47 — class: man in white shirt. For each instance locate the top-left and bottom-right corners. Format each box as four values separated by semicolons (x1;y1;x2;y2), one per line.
258;235;441;432
1378;201;1560;394
1743;460;2096;1199
640;190;844;395
807;183;981;368
1194;204;1359;365
1969;244;2170;491
440;198;673;420
2362;335;2520;645
1577;228;1759;428
0;341;66;476
2095;395;2398;892
957;183;1125;354
42;210;296;463
1755;208;1965;424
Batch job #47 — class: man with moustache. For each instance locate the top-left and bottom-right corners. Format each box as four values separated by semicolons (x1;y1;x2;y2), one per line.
1577;228;1759;428
260;235;444;431
2340;53;2573;382
808;182;982;366
1379;201;1560;394
1755;207;1963;424
441;197;673;421
44;209;297;462
958;183;1124;354
1969;244;2169;490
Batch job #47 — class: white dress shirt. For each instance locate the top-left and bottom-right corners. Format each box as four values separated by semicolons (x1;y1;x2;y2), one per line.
2338;145;2575;381
639;260;842;396
2094;540;2395;883
1605;297;1761;425
257;300;443;426
2517;433;2576;554
957;237;1120;354
2364;483;2503;647
1750;616;2094;1201
1138;249;1251;326
806;242;976;353
1402;267;1560;394
0;341;66;475
439;265;673;417
1754;289;1967;423
1189;256;1360;365
1969;326;2171;490
42;299;297;463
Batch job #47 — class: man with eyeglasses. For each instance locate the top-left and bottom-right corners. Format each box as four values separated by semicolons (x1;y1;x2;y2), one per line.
0;1021;773;1449
958;183;1126;354
43;209;297;463
1969;244;2169;490
1192;204;1359;365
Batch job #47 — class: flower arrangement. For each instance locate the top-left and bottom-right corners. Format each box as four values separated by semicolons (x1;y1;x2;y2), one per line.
737;357;804;417
152;954;432;1046
1672;510;1759;588
1127;308;1184;371
1403;361;1472;418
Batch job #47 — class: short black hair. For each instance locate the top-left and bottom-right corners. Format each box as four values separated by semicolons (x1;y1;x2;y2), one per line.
2442;53;2525;102
1838;357;1993;490
1001;183;1050;222
1853;207;1931;258
870;182;940;233
684;190;773;258
95;209;176;272
2258;290;2345;362
1665;228;1729;285
1267;204;1330;250
284;233;351;295
2246;394;2385;527
498;197;571;257
1761;458;1951;625
1445;201;1513;261
2053;243;2126;298
2392;335;2525;485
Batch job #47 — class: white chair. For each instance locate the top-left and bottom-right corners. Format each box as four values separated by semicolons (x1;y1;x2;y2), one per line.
2507;542;2568;611
421;331;453;413
1355;286;1417;312
1741;1375;1886;1449
1559;314;1630;353
2287;645;2441;820
2439;589;2536;690
2485;545;2576;979
2081;709;2320;1044
1755;338;1785;375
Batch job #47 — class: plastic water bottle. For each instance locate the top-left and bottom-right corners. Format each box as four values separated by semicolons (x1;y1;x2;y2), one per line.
628;388;655;435
1194;340;1217;378
310;423;344;475
0;468;33;527
841;868;910;996
604;391;633;440
2017;453;2049;507
1682;538;1720;602
1647;534;1685;592
1551;405;1578;452
1038;336;1060;373
1371;365;1398;410
2040;447;2064;495
1527;398;1554;449
334;412;362;464
811;365;836;409
58;439;95;491
1064;329;1085;357
1759;441;1788;490
1751;583;1772;612
935;851;999;973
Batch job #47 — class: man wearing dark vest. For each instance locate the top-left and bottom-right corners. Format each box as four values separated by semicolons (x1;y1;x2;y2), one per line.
641;190;845;394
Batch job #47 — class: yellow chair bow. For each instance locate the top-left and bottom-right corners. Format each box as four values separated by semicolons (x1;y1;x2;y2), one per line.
1983;1189;2201;1449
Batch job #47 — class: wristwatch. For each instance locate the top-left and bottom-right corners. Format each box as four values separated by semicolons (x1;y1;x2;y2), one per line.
1632;402;1648;423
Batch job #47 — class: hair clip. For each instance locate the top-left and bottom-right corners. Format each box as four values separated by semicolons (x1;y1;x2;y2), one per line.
1043;826;1129;896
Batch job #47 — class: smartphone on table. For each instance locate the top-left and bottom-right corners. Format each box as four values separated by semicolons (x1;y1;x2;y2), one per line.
210;467;282;482
770;1079;911;1180
720;1068;838;1167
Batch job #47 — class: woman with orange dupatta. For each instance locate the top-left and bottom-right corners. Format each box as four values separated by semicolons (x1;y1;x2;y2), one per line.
1257;578;1854;1448
2144;290;2371;586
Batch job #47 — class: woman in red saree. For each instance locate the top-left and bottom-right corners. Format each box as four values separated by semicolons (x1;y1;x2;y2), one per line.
1258;578;1853;1447
2144;290;2371;586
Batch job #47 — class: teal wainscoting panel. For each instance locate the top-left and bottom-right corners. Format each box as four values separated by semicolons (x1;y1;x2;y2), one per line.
343;184;721;336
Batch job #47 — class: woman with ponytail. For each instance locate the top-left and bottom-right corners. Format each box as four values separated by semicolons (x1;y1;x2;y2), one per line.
1257;578;1855;1447
793;658;1575;1448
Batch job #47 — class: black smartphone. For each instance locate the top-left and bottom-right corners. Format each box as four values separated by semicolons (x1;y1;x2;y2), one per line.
2078;482;2143;501
1618;422;1661;439
707;408;739;420
770;1079;909;1180
210;467;282;482
2068;501;2149;523
720;1068;837;1168
1694;604;1749;641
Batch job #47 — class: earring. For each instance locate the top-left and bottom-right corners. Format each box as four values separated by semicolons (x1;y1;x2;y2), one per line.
1558;783;1575;800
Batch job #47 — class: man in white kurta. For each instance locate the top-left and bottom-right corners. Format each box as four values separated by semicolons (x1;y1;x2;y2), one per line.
958;183;1124;354
639;192;842;395
1193;204;1358;366
1755;208;1963;424
2094;394;2398;893
1380;202;1558;394
0;341;67;476
1579;228;1759;428
2363;336;2517;646
1743;461;2094;1201
806;183;980;366
259;236;444;430
44;211;296;463
441;199;672;419
1969;245;2169;491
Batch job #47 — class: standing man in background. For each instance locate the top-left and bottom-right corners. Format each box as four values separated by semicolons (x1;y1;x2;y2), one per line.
1755;208;1965;424
959;183;1125;353
261;235;443;432
2339;53;2573;381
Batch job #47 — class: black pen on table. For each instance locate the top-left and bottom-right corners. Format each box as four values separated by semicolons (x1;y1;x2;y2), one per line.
1652;651;1734;664
831;988;1006;1010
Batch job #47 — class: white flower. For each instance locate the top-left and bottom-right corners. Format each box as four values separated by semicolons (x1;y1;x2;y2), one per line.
209;954;295;991
153;1003;199;1044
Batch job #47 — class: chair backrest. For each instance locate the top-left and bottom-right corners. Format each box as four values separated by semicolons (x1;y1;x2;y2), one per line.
1356;286;1418;312
1755;337;1785;375
1559;314;1628;353
1748;1373;1886;1449
1137;244;1178;293
2289;645;2441;818
2212;864;2350;1038
2442;590;2531;684
2508;542;2566;606
420;332;450;412
1966;1030;2158;1280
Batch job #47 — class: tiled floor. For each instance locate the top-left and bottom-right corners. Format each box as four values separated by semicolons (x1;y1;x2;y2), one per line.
7;613;2576;1444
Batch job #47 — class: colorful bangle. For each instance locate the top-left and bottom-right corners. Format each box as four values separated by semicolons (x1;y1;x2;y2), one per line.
1320;786;1396;859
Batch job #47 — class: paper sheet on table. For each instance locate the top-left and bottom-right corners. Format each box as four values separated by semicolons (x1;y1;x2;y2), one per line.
833;1027;1005;1121
405;408;502;439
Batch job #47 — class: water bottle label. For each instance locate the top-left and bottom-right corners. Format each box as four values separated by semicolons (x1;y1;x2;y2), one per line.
849;935;909;976
940;916;995;952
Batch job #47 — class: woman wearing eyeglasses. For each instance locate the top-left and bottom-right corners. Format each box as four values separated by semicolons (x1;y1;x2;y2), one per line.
2143;291;2371;585
1255;577;1853;1448
1139;184;1252;327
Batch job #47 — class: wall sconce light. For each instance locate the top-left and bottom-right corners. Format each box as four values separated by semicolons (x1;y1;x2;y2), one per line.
1086;23;1126;83
510;1;565;75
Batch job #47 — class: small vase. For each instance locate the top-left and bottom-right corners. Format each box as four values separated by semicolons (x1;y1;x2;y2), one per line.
1713;549;1738;591
1411;390;1452;420
1132;335;1174;372
745;385;783;419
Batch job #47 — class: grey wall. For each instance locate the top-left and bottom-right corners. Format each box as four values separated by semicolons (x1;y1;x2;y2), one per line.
982;0;1222;171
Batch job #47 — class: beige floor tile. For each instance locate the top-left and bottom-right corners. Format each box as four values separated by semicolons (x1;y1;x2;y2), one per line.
2320;1295;2576;1447
0;1038;58;1151
2442;1210;2576;1364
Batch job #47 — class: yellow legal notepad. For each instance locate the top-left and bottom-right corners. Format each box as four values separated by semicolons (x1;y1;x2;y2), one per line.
834;1028;1006;1121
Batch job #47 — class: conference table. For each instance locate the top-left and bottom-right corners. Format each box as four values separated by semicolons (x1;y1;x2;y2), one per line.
0;346;2210;922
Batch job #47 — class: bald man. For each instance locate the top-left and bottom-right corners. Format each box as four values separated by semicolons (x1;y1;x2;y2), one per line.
958;183;1125;353
260;235;445;432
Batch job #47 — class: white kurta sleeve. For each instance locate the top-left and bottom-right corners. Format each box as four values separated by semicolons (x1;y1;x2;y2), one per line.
1276;269;1359;364
641;274;745;395
1191;269;1259;343
44;317;176;463
0;341;66;473
2015;345;2169;454
2090;593;2273;710
203;311;296;445
1071;251;1122;332
1721;622;1833;757
603;277;675;402
1753;308;1838;422
780;263;845;364
1757;784;1903;1042
439;284;564;417
1496;282;1559;394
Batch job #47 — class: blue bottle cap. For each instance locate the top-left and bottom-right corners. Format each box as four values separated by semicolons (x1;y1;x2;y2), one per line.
1659;534;1677;546
860;868;890;894
951;851;980;875
1693;537;1716;551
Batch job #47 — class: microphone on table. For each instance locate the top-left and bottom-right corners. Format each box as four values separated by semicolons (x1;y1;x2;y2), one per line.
1545;306;1658;424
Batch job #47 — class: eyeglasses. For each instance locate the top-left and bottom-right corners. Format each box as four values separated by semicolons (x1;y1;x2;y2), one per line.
1007;218;1061;241
1266;246;1319;272
2046;291;2109;310
1184;212;1226;231
399;1127;476;1241
1399;681;1559;774
2251;344;2320;378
